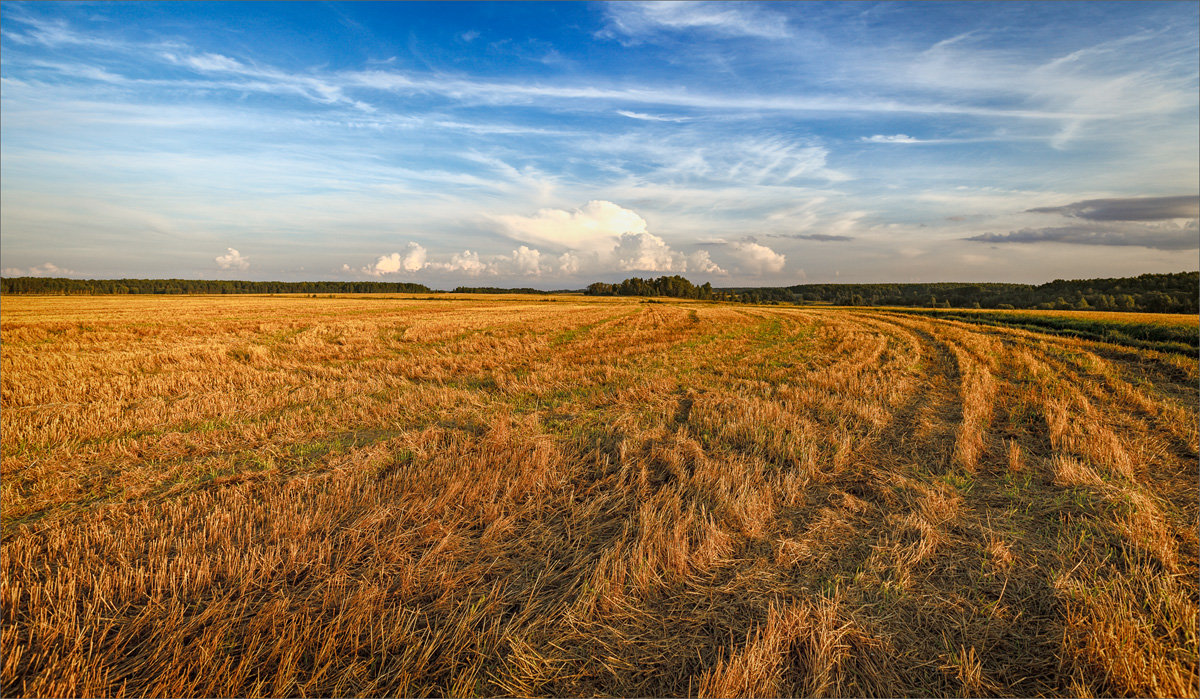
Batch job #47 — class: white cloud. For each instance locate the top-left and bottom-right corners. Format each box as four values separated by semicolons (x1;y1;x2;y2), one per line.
730;241;786;274
334;71;1084;120
215;247;250;270
182;52;245;73
898;28;1196;147
494;201;729;277
348;239;724;280
687;250;727;275
1;262;76;277
509;245;542;275
353;244;551;278
16;27;1111;124
625;135;849;186
862;134;920;144
362;242;426;276
158;48;372;111
603;2;791;40
436;250;489;276
614;231;679;272
1049;120;1082;151
728;138;845;184
617;110;689;122
2;13;129;50
557;251;581;275
495;200;648;251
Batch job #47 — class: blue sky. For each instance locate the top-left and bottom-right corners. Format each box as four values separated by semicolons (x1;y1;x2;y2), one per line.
2;1;1197;287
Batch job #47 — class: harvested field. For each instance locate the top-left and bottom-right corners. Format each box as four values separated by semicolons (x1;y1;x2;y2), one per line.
2;295;1197;697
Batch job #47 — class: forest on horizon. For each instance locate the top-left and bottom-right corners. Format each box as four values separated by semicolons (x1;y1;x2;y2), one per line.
1;271;1196;314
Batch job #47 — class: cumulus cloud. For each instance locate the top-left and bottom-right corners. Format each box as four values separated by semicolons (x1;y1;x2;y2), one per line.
350;202;731;281
1;262;76;277
1026;195;1199;221
965;220;1199;251
362;242;426;276
435;250;489;276
687;250;727;275
495;200;648;251
215;247;250;270
614;232;679;272
508;245;541;275
730;241;786;274
496;201;736;277
357;244;512;277
557;252;581;276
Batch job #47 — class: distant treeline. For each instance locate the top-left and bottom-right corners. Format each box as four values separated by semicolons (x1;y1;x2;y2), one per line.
0;278;432;295
453;286;551;295
3;271;1196;313
584;272;1197;313
585;275;716;299
726;272;1199;313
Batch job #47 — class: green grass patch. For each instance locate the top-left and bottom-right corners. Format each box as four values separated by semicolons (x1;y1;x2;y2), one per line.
882;308;1198;355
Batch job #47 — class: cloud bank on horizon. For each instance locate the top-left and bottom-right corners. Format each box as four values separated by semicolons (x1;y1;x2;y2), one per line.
1;1;1196;286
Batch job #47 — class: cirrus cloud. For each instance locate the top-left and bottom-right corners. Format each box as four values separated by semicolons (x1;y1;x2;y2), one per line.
861;134;921;144
617;109;690;122
602;2;791;40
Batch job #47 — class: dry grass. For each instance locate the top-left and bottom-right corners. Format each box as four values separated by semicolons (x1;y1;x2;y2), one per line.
885;306;1200;328
2;294;1196;697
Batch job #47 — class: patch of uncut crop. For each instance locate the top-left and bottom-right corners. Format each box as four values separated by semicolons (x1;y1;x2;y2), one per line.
2;295;1196;697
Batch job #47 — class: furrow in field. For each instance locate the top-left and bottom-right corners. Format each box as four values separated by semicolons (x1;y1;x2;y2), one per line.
872;312;1198;697
1;297;1195;697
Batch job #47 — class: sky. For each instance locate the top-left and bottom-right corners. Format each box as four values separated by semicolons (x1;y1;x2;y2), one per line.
1;1;1197;288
